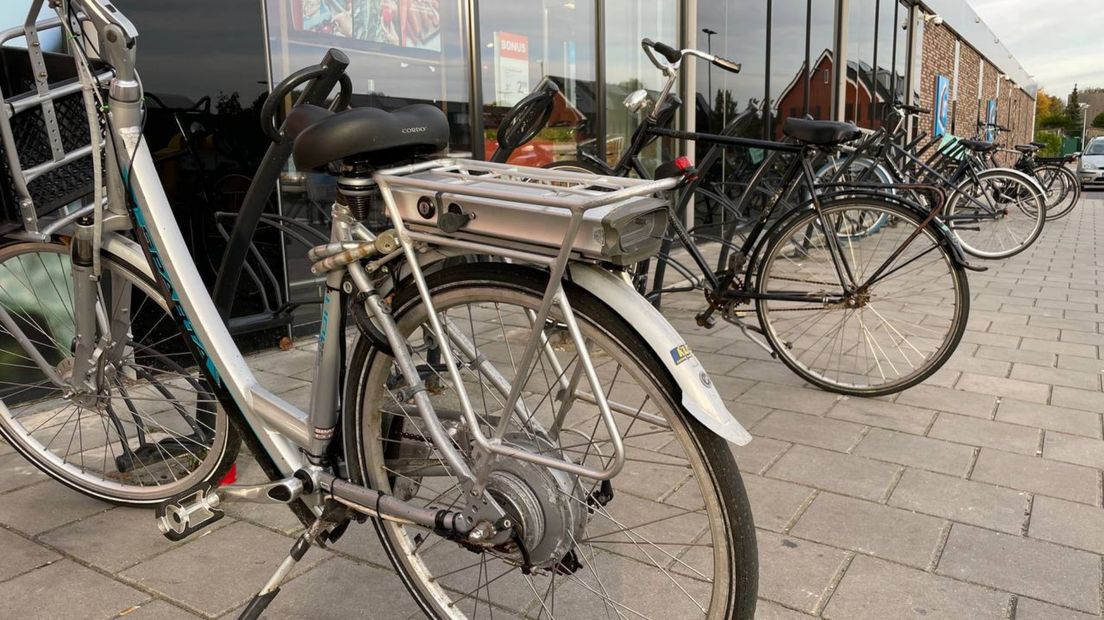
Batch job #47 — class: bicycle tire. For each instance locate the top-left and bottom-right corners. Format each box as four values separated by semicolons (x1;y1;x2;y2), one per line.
945;168;1045;259
343;262;758;619
1035;164;1080;221
754;199;969;396
0;241;239;505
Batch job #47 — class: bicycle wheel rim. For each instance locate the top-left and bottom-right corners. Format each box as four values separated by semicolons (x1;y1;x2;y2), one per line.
947;170;1045;259
348;268;744;619
756;202;967;395
0;243;230;503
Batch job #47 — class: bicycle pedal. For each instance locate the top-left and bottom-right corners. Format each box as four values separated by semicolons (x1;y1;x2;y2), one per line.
155;483;224;542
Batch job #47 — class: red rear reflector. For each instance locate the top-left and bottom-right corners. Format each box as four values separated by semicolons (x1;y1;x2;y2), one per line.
674;156;693;170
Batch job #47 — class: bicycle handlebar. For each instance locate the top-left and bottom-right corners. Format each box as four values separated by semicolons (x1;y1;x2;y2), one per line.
640;39;741;75
894;101;930;116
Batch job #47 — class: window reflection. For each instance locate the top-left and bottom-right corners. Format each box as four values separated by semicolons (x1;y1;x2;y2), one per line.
604;0;677;168
478;0;595;165
769;0;810;139
696;0;767;138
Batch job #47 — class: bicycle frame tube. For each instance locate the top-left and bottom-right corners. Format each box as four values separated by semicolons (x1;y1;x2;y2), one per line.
94;16;315;477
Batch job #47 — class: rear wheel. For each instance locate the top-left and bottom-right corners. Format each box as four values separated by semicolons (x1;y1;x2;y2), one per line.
0;241;238;505
344;263;758;619
755;200;969;396
945;169;1045;259
1035;164;1080;220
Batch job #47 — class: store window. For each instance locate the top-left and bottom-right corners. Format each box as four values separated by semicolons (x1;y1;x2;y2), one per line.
264;0;473;332
807;0;836;121
478;0;596;166
696;0;767;138
846;0;877;127
604;0;678;169
769;0;810;139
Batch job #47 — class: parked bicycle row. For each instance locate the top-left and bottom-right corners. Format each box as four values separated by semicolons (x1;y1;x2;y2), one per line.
493;38;1080;398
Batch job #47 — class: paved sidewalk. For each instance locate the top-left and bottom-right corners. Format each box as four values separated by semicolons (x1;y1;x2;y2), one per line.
2;195;1104;619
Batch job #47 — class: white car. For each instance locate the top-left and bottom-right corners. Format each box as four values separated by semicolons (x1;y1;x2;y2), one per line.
1079;138;1104;188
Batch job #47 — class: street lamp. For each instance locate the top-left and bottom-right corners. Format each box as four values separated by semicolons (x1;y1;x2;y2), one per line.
702;28;717;123
1079;102;1090;149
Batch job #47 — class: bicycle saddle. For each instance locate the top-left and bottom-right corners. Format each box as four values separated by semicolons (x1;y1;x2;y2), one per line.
286;103;450;169
1014;144;1039;154
782;118;861;146
1030;141;1046;149
958;139;997;153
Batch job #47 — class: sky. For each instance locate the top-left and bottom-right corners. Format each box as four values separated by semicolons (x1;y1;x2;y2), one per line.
970;0;1104;98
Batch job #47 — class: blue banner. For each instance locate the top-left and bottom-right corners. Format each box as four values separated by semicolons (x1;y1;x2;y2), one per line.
933;75;951;138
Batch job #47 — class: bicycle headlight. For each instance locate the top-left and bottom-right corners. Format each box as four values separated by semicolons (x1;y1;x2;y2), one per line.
598;199;668;265
622;89;652;114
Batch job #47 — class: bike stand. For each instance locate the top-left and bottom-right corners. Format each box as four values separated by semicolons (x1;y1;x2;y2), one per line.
238;501;349;620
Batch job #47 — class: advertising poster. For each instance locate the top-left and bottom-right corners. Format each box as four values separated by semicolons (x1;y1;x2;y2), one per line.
986;99;997;141
291;0;442;51
933;74;951;137
494;32;530;106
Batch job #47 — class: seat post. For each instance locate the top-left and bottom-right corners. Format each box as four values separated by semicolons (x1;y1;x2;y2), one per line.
336;162;377;222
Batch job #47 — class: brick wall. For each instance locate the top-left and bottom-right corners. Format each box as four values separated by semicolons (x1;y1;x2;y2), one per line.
915;22;1035;155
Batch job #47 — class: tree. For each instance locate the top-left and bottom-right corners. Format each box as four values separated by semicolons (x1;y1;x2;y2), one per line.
1035;89;1062;120
1093;112;1104;129
1065;85;1083;133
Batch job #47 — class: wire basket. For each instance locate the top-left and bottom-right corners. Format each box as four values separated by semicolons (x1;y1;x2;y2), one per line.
0;39;108;235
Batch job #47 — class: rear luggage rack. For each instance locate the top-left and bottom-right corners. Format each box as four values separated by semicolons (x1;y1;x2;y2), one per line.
374;158;680;266
0;13;113;237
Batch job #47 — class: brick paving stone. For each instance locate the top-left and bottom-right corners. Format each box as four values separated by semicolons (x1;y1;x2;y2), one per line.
0;526;60;583
0;452;45;494
895;384;997;418
962;330;1023;349
975;345;1057;366
755;599;816;619
995;399;1102;439
928;413;1042;455
1029;495;1104;554
756;529;849;614
790;493;943;568
853;428;975;476
889;469;1028;534
1015;598;1101;620
243;557;423;619
943;353;1011;378
1043;431;1104;469
1019;337;1099;360
937;524;1100;613
826;397;936;434
989;322;1057;340
1010;363;1100;391
738;382;843;415
1051;386;1104;412
726;401;773;429
0;560;149;620
113;600;201;619
119;521;330;617
1056;354;1104;373
39;506;219;573
955;373;1052;404
731;435;790;475
727;360;809;386
969;448;1099;505
823;555;1009;620
751;411;866;452
742;474;815;532
0;481;110;535
767;446;899;502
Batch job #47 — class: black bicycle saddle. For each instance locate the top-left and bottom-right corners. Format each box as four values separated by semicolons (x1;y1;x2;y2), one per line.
958;139;997;153
286;103;450;169
782;118;862;146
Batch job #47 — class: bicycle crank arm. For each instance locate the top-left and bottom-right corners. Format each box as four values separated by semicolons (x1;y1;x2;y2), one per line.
155;476;307;541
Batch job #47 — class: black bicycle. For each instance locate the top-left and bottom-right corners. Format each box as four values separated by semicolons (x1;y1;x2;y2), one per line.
548;40;975;396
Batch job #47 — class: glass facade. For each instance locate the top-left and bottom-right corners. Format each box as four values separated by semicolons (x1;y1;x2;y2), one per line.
1;0;951;337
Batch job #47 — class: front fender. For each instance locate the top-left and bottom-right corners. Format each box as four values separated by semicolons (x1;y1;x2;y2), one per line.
569;264;752;446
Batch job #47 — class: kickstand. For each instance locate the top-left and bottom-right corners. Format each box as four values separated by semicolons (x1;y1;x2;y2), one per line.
237;502;347;620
